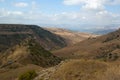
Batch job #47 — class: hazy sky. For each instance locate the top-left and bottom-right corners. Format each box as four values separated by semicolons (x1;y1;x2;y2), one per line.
0;0;120;29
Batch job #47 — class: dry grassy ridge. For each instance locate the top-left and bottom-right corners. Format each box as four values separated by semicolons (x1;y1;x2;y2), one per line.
0;39;61;68
0;24;66;52
50;59;107;80
1;59;120;80
53;28;120;61
44;27;98;45
34;59;120;80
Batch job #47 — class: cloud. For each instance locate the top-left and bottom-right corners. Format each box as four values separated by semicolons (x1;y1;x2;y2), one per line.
10;11;23;16
82;0;105;10
0;8;23;17
0;8;9;17
63;0;120;10
106;0;120;5
14;2;28;7
0;0;120;29
62;0;120;26
0;8;26;24
0;8;120;26
63;0;84;5
63;0;107;11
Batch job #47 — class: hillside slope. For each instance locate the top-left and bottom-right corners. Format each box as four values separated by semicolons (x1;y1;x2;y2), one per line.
0;24;66;52
45;27;97;45
34;59;120;80
0;39;61;68
54;28;120;61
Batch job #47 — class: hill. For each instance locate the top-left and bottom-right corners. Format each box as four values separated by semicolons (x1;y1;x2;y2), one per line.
54;28;120;61
49;59;107;80
0;24;66;52
45;27;97;45
34;59;120;80
0;39;61;68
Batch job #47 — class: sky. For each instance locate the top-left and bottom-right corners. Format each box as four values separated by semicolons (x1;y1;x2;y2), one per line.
0;0;120;30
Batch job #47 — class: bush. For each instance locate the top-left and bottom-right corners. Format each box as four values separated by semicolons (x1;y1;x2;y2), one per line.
18;70;37;80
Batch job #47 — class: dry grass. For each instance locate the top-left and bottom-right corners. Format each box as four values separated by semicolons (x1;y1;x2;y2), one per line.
48;59;120;80
0;64;42;80
50;59;108;80
53;29;120;61
1;59;120;80
97;64;120;80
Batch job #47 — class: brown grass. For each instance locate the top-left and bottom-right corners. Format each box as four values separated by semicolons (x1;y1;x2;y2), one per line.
50;59;108;80
97;64;120;80
1;59;120;80
49;59;120;80
0;64;42;80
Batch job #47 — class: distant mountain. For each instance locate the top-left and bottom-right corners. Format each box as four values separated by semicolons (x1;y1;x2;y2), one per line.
54;28;120;61
44;27;98;45
92;28;117;34
41;24;120;34
0;24;66;52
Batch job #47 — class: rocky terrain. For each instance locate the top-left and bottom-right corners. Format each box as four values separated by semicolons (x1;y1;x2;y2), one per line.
0;24;66;52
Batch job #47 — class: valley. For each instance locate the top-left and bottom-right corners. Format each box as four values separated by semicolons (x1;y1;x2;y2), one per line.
53;28;120;61
0;0;120;80
45;27;98;45
0;24;119;80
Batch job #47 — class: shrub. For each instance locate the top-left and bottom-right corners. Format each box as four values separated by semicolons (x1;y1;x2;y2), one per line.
18;70;37;80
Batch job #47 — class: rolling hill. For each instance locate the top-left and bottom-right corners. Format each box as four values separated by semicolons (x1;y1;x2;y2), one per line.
45;27;97;45
54;28;120;61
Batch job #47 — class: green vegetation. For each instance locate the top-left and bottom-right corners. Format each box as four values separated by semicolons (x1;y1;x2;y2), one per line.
27;39;61;67
18;70;37;80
